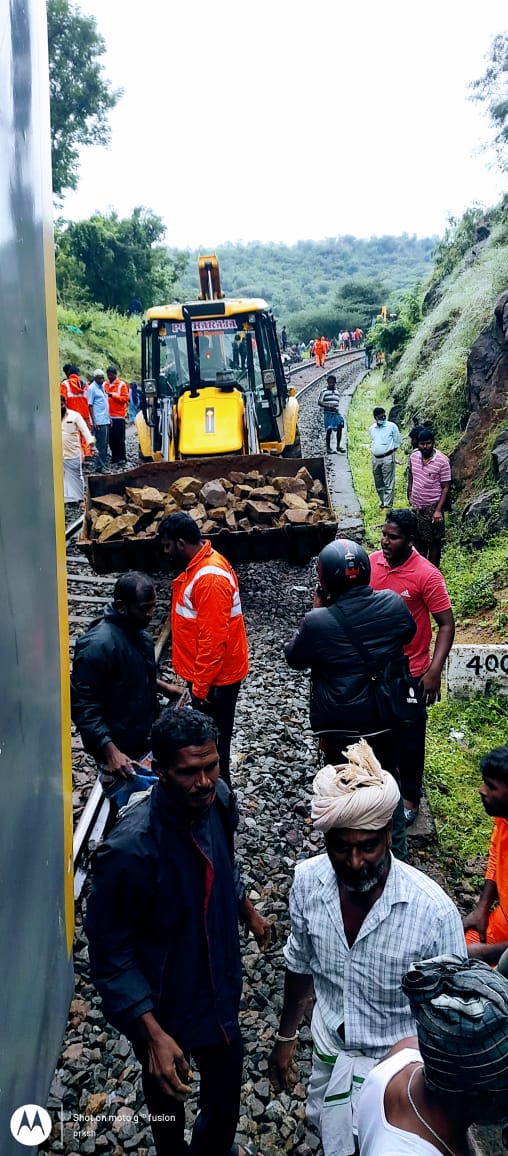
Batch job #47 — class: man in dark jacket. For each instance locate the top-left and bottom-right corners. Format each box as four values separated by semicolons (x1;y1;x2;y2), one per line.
71;571;179;807
284;538;416;857
86;707;270;1156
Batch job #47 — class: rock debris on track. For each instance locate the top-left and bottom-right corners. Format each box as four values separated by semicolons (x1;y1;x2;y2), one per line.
50;359;424;1156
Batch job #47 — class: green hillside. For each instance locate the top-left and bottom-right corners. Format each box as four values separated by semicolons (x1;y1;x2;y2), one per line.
57;306;140;382
389;202;508;446
170;235;436;316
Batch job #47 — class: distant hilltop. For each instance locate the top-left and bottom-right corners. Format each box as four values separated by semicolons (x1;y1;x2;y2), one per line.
169;235;437;316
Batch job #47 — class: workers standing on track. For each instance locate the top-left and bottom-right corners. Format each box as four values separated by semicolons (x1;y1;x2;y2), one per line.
157;513;249;788
318;375;346;453
61;396;94;503
61;362;92;456
85;705;271;1156
87;369;111;473
314;335;328;368
105;365;130;464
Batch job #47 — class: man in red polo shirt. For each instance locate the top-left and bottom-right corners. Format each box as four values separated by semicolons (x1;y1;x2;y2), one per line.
369;508;455;824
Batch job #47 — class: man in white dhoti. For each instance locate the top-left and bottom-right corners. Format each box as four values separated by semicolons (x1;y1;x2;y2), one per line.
268;742;466;1156
61;396;94;502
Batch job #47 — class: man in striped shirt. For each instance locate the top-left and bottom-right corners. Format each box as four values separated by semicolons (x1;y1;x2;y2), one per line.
408;428;451;568
269;744;465;1156
318;375;346;454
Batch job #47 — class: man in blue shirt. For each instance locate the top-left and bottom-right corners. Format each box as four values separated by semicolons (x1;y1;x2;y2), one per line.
369;407;401;509
87;369;111;472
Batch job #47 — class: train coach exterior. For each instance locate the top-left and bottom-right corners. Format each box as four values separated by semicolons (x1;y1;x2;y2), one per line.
1;1;74;1151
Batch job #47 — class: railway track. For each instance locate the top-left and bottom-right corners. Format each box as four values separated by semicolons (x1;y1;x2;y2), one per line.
68;350;363;896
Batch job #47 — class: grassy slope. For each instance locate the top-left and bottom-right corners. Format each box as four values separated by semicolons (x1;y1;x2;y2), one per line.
57;306;140;382
348;371;508;870
389;217;508;443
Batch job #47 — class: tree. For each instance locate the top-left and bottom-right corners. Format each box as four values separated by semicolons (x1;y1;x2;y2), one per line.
56;208;188;310
333;277;386;330
47;0;121;196
470;33;508;171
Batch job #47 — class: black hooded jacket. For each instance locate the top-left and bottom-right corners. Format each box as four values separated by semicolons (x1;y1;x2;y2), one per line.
85;780;244;1050
284;585;416;733
71;604;159;761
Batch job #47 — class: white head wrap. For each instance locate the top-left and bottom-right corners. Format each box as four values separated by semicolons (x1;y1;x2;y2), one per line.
311;740;400;832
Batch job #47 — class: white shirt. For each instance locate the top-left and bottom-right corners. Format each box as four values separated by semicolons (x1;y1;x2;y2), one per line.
358;1048;443;1154
283;853;466;1059
369;420;401;456
61;411;94;459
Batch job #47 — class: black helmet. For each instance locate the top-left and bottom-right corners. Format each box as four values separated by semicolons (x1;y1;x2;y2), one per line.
318;538;371;597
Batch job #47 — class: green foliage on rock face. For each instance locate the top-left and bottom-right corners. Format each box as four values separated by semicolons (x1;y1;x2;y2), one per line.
56;208;188;312
387;215;508;436
47;0;121;197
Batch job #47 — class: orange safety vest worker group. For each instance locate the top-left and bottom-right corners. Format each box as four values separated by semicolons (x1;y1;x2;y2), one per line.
314;336;328;368
158;516;249;787
60;365;92;455
105;366;130;463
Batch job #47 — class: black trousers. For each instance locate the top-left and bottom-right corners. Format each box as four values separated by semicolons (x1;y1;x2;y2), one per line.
138;1033;244;1156
321;729;407;860
190;681;242;789
109;416;126;462
397;715;427;803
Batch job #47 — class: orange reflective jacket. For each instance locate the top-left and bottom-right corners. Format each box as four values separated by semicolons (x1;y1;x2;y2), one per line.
105;378;129;419
170;540;249;699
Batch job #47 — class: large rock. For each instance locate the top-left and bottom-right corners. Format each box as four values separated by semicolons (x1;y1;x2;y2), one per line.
449;289;508;493
492;429;508;492
200;479;229;508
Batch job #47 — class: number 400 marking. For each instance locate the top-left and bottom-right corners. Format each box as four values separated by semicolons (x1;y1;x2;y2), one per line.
465;654;508;675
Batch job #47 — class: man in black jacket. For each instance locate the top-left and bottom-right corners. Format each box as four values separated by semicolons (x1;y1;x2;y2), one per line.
86;707;270;1156
71;571;179;807
284;539;416;858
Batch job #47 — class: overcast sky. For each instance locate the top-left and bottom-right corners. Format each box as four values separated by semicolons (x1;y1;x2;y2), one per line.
61;0;507;247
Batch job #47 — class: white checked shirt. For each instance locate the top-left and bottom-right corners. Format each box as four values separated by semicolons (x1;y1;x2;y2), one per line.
283;853;466;1059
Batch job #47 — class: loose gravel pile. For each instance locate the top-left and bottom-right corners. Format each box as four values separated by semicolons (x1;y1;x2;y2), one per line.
47;359;393;1156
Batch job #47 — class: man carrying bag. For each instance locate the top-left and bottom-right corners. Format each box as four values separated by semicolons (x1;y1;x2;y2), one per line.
284;539;417;858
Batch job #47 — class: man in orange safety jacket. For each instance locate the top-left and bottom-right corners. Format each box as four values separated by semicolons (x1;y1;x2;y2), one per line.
158;512;249;788
105;365;130;463
60;363;92;455
314;336;328;368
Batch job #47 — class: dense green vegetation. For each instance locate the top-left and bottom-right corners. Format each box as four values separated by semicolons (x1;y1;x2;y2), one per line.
172;235;435;325
348;318;508;871
56;208;187;313
57;306;140;380
386;200;508;440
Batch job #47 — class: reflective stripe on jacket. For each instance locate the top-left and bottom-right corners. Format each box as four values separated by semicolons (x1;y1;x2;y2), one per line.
105;378;129;418
171;540;249;698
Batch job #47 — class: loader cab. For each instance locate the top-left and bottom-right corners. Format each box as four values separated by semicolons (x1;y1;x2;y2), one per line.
140;302;291;454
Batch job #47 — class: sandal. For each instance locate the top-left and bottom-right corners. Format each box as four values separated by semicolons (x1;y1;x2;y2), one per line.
404;807;418;825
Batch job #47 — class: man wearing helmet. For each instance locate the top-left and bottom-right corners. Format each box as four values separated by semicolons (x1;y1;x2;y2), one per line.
284;538;416;858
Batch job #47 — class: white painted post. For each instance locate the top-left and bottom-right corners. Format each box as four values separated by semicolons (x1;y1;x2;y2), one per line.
446;645;508;698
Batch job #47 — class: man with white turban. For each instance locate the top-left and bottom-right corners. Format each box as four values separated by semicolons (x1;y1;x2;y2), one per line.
268;742;466;1156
